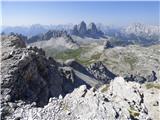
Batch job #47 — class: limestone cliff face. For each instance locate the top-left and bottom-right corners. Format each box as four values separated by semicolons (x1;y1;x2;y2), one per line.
72;25;79;35
1;35;64;107
78;21;87;36
72;21;104;38
88;22;98;35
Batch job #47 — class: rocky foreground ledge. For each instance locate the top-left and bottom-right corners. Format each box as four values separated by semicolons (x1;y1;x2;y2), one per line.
0;35;159;120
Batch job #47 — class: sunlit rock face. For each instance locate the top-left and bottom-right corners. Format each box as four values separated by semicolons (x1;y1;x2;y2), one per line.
72;25;79;35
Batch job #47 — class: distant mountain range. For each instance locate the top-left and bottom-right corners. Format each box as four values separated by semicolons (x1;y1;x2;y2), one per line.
98;23;160;46
29;30;80;50
2;24;73;37
2;22;160;46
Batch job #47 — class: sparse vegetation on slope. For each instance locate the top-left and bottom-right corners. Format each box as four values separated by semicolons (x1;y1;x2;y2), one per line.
100;84;110;93
145;83;160;89
124;55;138;70
128;107;140;119
91;53;102;60
45;45;102;66
45;42;160;81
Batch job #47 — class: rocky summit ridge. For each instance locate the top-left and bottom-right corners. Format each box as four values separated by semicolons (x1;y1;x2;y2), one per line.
0;35;159;120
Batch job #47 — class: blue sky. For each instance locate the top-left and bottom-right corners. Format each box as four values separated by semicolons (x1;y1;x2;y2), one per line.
1;1;159;26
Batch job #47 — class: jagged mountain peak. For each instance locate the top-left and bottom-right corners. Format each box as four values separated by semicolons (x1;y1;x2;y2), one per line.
77;21;87;35
80;21;86;24
88;22;98;33
72;21;104;38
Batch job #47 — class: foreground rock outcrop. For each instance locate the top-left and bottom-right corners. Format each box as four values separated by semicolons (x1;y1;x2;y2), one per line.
4;77;160;120
0;35;104;119
1;35;64;107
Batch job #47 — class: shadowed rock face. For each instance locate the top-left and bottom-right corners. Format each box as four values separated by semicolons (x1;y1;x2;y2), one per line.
78;21;87;36
103;40;113;49
72;25;79;35
28;30;68;43
64;59;102;88
65;59;92;76
88;23;98;35
1;35;64;107
124;71;157;84
88;61;117;83
72;21;104;38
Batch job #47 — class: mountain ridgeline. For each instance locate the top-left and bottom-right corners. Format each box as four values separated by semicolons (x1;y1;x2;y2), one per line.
2;21;159;46
27;21;105;43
